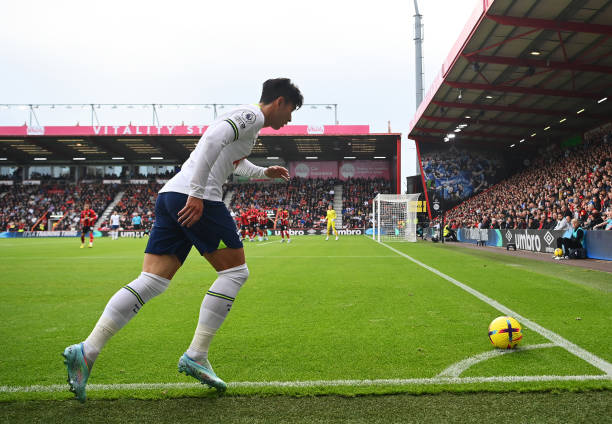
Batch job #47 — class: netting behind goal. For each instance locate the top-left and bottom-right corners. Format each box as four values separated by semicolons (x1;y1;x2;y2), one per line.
372;194;420;242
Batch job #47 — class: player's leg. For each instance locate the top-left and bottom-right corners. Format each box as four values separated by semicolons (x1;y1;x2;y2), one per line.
63;253;181;402
184;248;246;366
332;222;338;240
181;210;249;391
89;229;94;247
80;228;85;247
63;192;188;402
326;222;330;240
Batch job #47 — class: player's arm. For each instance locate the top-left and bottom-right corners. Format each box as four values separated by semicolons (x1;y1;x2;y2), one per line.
179;122;234;227
234;160;290;182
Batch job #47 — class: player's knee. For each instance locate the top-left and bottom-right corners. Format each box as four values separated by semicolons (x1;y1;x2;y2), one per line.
130;272;171;302
218;263;249;288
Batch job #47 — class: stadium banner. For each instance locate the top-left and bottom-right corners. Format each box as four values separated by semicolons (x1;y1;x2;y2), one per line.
156;179;169;184
456;228;612;260
289;161;338;179
100;230;149;238
103;179;121;184
270;228;364;236
129;179;149;184
23;180;41;185
0;230;79;238
0;125;370;137
0;180;14;185
97;229;365;237
339;160;390;180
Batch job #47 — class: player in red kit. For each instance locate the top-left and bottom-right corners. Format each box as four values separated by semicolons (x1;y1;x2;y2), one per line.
80;202;97;248
279;207;290;243
257;210;268;241
247;205;258;242
239;210;250;241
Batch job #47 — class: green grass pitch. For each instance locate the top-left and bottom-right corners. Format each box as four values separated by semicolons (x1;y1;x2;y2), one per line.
0;236;610;408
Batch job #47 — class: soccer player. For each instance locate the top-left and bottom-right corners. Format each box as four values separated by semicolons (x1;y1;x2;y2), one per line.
62;78;303;402
239;209;249;241
110;211;120;240
257;210;268;241
324;204;338;241
278;207;290;243
80;203;97;248
247;204;258;242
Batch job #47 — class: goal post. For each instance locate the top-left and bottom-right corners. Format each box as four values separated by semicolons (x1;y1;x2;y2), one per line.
372;193;420;242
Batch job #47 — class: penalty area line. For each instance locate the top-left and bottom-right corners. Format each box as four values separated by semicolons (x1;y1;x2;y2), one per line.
375;240;612;376
1;375;610;393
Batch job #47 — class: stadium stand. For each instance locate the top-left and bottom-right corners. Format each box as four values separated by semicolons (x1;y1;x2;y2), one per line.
99;183;162;231
0;183;123;232
421;146;506;203
446;131;611;231
342;178;391;229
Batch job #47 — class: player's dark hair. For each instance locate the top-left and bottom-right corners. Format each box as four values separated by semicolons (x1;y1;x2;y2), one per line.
260;78;303;109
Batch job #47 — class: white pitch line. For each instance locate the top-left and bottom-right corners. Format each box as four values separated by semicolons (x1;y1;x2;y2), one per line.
1;374;609;394
437;343;556;377
376;240;612;376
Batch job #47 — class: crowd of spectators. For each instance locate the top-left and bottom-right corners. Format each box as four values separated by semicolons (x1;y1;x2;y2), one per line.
446;128;612;231
422;146;506;204
342;178;391;229
1;174;396;233
98;183;161;231
1;183;122;232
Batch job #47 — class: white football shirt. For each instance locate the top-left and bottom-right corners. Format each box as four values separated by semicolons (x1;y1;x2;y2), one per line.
110;213;120;226
160;104;267;201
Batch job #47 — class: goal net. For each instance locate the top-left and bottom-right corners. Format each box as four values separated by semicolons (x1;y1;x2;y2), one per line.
372;193;420;242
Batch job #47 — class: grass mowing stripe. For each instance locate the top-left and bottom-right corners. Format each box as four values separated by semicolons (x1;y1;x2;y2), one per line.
376;240;612;376
1;374;609;393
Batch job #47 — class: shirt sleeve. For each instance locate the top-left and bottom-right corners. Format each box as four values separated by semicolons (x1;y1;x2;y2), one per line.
188;122;236;199
234;159;267;179
225;108;261;141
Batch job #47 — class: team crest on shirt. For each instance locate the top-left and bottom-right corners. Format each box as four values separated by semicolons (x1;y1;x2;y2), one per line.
242;111;257;124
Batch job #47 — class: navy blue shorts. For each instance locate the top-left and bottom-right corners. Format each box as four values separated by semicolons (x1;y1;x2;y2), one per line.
145;192;243;263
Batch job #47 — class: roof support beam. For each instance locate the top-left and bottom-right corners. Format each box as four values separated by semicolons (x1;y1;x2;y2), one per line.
445;81;603;99
432;100;607;119
486;14;612;36
464;54;612;74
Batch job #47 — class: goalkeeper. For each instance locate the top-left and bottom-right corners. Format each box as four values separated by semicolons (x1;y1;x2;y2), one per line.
324;204;339;241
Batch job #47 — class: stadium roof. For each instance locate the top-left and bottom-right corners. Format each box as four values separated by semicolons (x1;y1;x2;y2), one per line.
408;0;612;150
0;125;400;165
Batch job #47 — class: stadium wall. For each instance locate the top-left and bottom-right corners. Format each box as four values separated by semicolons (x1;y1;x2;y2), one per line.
456;228;612;261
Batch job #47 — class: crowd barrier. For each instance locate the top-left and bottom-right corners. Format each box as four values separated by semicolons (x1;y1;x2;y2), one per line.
456;228;612;261
0;228;366;239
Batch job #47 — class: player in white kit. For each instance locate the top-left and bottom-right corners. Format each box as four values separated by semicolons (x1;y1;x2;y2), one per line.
62;78;303;402
109;211;120;240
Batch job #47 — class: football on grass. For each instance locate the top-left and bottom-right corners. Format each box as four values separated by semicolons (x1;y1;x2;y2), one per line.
488;316;523;349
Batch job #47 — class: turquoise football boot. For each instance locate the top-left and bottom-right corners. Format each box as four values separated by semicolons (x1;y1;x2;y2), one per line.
62;343;90;403
178;354;227;392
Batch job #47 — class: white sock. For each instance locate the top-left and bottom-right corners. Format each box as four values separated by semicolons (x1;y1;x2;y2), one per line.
83;272;170;365
186;264;249;362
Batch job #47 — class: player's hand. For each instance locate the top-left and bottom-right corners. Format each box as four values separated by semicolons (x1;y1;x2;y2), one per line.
265;166;290;181
178;196;204;227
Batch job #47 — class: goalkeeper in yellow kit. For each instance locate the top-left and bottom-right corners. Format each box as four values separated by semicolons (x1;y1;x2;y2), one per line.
324;204;339;241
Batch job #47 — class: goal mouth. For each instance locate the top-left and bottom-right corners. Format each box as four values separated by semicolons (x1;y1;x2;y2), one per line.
372;193;421;242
